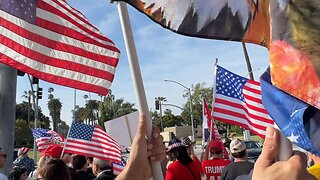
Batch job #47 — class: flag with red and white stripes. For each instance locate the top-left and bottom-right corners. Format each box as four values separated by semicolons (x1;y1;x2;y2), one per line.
213;65;274;138
64;122;121;162
31;128;64;152
113;157;126;176
0;0;120;95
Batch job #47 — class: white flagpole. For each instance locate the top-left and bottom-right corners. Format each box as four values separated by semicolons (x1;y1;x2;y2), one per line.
117;2;163;179
210;59;219;141
201;96;206;148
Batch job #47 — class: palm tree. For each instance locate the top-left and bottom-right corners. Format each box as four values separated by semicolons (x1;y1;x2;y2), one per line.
47;98;62;132
21;90;33;125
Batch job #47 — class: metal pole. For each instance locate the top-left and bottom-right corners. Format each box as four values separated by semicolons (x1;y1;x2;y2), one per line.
33;84;39;162
159;101;163;132
188;88;195;141
0;64;17;175
117;2;163;179
164;79;195;141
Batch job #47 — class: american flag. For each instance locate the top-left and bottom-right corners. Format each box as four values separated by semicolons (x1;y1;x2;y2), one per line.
113;157;126;176
31;128;64;152
0;0;120;95
64;122;121;162
213;66;274;138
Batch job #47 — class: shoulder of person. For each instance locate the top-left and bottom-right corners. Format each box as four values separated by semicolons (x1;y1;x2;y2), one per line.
0;173;8;180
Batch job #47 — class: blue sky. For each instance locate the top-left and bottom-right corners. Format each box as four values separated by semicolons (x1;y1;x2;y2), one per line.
16;0;270;127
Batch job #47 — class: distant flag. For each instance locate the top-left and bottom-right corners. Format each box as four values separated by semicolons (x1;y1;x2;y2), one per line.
113;157;126;176
31;128;64;152
114;0;270;47
212;65;274;138
260;68;320;157
0;0;120;95
202;98;229;159
64;122;121;162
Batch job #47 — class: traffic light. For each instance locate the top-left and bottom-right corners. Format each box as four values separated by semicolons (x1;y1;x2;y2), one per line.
155;100;160;110
37;87;43;99
193;119;198;128
31;76;39;84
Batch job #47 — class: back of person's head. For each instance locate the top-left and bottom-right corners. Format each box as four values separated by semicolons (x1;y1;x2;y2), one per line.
167;139;192;165
230;139;247;158
8;166;28;180
208;140;224;155
92;158;112;172
72;155;87;171
38;158;71;180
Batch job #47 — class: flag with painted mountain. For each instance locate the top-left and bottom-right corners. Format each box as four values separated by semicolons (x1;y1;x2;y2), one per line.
0;0;120;95
260;68;320;157
212;65;274;138
114;0;269;47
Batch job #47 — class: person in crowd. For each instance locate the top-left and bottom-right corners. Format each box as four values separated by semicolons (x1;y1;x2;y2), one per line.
92;158;114;180
13;147;35;174
62;153;73;167
221;139;254;180
165;138;201;180
86;157;95;178
308;152;320;179
37;158;71;180
8;167;28;180
73;155;94;180
0;148;8;180
28;155;50;179
180;136;203;175
201;140;231;180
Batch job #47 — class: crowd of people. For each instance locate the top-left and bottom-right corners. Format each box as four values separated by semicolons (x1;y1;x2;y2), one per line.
0;116;319;180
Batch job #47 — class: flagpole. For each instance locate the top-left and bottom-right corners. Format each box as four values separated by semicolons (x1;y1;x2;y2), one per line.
211;58;218;141
117;2;163;180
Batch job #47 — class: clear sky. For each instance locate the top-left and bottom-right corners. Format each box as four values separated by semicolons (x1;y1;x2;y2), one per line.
16;0;270;127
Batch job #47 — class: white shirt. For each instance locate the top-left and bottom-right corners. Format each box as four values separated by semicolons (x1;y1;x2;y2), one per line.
0;173;8;180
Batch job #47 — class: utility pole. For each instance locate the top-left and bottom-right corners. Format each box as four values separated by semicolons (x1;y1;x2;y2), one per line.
0;64;17;175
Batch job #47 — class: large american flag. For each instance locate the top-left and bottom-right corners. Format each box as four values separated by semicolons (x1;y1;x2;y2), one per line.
0;0;120;95
213;66;274;138
64;122;121;162
31;128;64;152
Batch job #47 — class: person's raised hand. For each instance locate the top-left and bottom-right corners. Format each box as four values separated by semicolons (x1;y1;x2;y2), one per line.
252;126;316;180
117;115;165;180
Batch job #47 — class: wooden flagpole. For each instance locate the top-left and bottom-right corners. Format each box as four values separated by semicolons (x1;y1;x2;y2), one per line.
241;42;292;160
117;2;163;179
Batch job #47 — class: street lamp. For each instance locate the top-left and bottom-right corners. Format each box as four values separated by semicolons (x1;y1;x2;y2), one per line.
164;79;195;141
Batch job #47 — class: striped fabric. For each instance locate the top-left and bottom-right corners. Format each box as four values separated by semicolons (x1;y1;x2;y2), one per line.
213;66;274;138
65;122;121;162
0;0;120;95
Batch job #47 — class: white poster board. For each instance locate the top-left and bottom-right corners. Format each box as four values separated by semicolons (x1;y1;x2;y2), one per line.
104;111;139;149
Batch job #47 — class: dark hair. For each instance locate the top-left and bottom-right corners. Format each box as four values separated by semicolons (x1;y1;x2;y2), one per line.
8;166;27;180
72;155;87;170
170;146;192;165
38;159;71;180
231;150;247;158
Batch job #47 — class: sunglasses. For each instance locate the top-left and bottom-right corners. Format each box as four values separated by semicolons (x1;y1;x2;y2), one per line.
0;154;7;159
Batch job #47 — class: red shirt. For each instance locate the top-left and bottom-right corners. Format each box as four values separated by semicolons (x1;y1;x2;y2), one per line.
192;154;203;174
202;159;231;180
166;160;202;180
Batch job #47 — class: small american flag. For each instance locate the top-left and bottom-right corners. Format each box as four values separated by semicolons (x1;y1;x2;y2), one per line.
0;0;120;95
213;66;274;138
31;128;64;152
113;157;126;176
64;122;121;162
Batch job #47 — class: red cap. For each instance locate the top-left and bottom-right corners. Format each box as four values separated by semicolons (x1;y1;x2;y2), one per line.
42;145;63;158
18;147;30;157
209;140;223;154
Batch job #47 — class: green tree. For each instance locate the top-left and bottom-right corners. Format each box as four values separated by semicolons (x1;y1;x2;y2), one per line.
181;83;213;126
16;102;50;129
21;90;33;125
85;100;99;125
15;119;34;147
47;98;63;132
58;121;69;137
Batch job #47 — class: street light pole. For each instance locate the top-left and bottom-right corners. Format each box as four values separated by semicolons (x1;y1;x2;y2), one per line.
164;79;195;141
